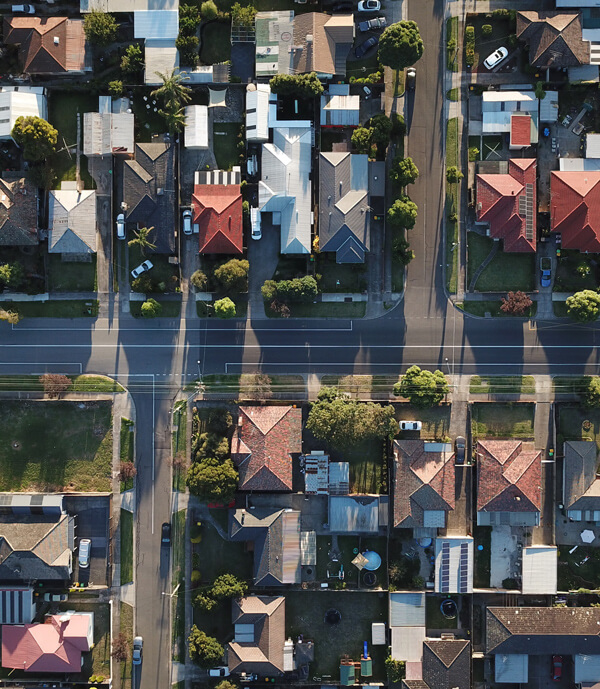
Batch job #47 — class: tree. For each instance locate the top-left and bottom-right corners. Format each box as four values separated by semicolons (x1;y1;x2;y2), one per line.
270;300;291;318
392;234;414;265
351;126;373;154
500;291;533;316
194;594;218;611
369;113;392;146
176;34;200;67
188;626;224;666
180;3;202;32
158;105;187;135
128;226;157;255
276;276;318;303
567;290;600;322
387;196;418;229
269;72;323;98
141;298;162;318
385;658;406;683
83;10;118;47
200;0;218;20
0;262;24;289
0;308;20;325
214;259;249;292
231;2;257;27
214;297;236;319
108;80;124;97
583;377;600;408
191;270;208;290
119;461;137;482
216;681;237;689
40;373;72;398
12;116;57;162
211;573;248;600
394;365;449;407
151;69;192;112
306;387;397;449
193;432;229;461
186;457;238;503
446;166;463;183
390;156;419;186
240;372;273;400
111;632;129;662
378;20;424;71
261;280;278;302
120;43;144;77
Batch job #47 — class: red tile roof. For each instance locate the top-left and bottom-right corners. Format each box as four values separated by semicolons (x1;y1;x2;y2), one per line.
231;406;302;491
510;114;531;148
476;158;537;252
551;171;600;252
191;184;243;254
476;440;542;513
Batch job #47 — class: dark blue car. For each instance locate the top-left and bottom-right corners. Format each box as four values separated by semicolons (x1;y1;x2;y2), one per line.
355;36;378;58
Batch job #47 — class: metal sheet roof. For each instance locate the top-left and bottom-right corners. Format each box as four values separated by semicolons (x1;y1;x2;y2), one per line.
495;654;528;683
575;654;600;683
82;0;178;11
587;133;600;158
184;105;208;149
435;537;473;594
521;546;557;594
0;588;35;625
0;87;47;140
328;495;379;533
246;84;270;142
539;90;559;122
134;10;179;39
389;593;426;627
391;626;426;662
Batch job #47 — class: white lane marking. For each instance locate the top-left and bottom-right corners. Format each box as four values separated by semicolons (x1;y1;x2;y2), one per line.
0;344;598;349
0;362;83;372
13;323;354;333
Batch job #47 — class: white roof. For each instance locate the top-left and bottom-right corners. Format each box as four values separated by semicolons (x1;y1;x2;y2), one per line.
0;87;47;140
558;0;600;5
184;105;208;149
372;623;386;645
82;0;178;11
435;537;473;594
246;84;270;142
521;546;557;594
560;158;600;171
587;134;600;159
482;90;537;104
391;626;426;662
145;41;179;84
135;10;179;38
495;654;528;683
83;111;134;156
482;91;538;134
320;87;360;127
259;125;313;254
389;593;426;627
575;655;600;683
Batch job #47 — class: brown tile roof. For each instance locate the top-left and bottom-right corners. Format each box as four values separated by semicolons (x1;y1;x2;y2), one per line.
292;12;354;77
476;440;541;513
0;177;37;246
3;17;86;74
393;440;455;529
510;114;531;148
551;170;600;252
517;11;589;68
231;406;302;491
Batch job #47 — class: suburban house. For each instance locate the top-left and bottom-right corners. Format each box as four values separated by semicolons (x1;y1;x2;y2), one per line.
320;84;360;128
292;13;354;78
0;176;38;246
229;508;301;585
403;639;471;689
486;607;600;685
389;592;426;663
80;0;178;11
191;169;243;255
123;142;176;254
48;188;97;256
257;125;313;254
550;170;600;251
0;495;75;584
231;406;302;491
517;11;590;68
184;105;208;149
475;159;537;252
563;440;600;521
434;537;474;594
478;91;539;144
303;453;350;495
0;588;36;624
246;84;270;143
318;152;370;263
0;87;47;140
392;440;455;533
328;495;386;533
476;440;542;526
133;10;179;85
83;96;134;157
3;17;89;74
228;596;286;675
2;612;93;673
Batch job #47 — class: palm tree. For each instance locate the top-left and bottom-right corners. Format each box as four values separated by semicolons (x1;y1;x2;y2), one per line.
128;226;157;256
151;70;192;111
158;106;187;136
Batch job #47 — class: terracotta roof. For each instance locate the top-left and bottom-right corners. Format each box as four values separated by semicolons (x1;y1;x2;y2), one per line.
551;170;600;252
3;16;86;74
517;11;589;68
292;12;354;77
476;440;541;512
231;407;302;491
510;114;531;147
476;158;537;252
191;184;243;254
0;177;37;246
393;440;455;529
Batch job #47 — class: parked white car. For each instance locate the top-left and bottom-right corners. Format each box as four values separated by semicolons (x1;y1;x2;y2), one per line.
132;637;143;666
131;260;153;279
358;0;380;11
182;209;192;235
483;46;508;70
12;4;35;12
209;668;230;677
116;213;125;240
78;539;91;569
400;421;422;431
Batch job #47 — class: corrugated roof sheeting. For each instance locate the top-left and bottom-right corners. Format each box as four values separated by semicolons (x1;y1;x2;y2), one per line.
0;88;47;140
575;654;600;683
389;592;426;627
495;654;528;683
246;84;270;142
134;10;179;39
391;626;426;662
521;546;557;594
184;105;208;149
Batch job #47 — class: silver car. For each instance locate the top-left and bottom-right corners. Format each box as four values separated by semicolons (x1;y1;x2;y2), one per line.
131;260;153;279
133;636;143;665
79;538;91;569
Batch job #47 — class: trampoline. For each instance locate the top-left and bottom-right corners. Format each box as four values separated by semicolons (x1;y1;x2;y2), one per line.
440;599;458;620
325;609;341;625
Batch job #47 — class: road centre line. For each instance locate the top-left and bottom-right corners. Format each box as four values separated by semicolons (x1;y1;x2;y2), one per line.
13;323;354;333
0;343;600;350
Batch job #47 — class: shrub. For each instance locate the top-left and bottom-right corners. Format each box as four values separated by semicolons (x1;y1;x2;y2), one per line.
468;146;479;162
201;1;218;19
119;461;137;482
190;270;208;290
191;569;202;585
131;275;153;293
481;24;492;35
446;166;463;183
214;296;236;319
464;25;475;65
207;408;232;434
141;298;162;318
40;373;72;398
109;80;124;97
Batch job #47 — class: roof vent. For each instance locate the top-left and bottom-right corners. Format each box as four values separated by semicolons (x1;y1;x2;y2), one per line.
306;34;313;43
53;36;59;45
157;188;164;195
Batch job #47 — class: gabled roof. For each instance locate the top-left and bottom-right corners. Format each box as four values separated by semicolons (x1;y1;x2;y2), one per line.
476;440;541;513
48;189;96;254
511;113;532;148
563;440;600;512
191;184;243;254
231;407;301;491
0;87;47;140
320;85;360;127
393;441;455;529
517;11;589;68
486;607;600;655
319;152;370;263
3;17;87;74
123;142;176;254
551;170;600;251
292;13;354;77
476;158;537;252
229;596;285;674
0;177;38;246
403;640;471;689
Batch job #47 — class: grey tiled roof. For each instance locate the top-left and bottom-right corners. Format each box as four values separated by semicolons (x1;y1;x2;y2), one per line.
563;440;599;511
422;640;470;689
0;177;38;246
48;189;96;254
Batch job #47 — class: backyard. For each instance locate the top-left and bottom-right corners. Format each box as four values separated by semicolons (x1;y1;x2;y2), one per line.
316;535;387;589
471;402;535;439
557;544;600;591
285;591;387;680
200;20;232;64
0;400;113;491
557;405;600;450
213;122;243;171
58;602;111;679
473;525;491;588
131;88;168;143
48;255;97;292
467;233;535;292
426;595;459;630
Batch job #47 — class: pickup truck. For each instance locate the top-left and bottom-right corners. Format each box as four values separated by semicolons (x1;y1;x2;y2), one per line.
540;257;551;288
358;16;386;31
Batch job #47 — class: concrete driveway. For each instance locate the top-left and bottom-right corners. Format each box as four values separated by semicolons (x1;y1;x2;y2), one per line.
247;216;280;317
64;495;110;586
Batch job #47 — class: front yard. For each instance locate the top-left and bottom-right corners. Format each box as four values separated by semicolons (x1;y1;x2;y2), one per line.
129;244;180;292
396;404;451;441
467;233;535;292
0;400;113;492
200;20;232;64
471;402;535;439
553;250;600;292
48;255;96;292
316;254;368;293
557;405;600;450
466;11;516;71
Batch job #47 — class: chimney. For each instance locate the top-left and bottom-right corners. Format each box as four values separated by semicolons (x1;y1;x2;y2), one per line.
53;36;59;45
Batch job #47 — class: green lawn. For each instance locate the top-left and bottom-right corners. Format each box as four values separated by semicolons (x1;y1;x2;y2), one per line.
120;509;134;585
213;122;242;171
554;301;569;318
459;300;536;318
316;254;368;293
0;400;112;491
553;376;591;395
470;375;535;394
557;405;600;451
58;601;111;679
1;300;99;318
321;375;397;395
48;255;97;292
467;233;535;292
267;301;367;319
120;602;134;689
346;52;380;80
446;88;459;101
446;117;460;294
172;402;187;492
120;418;135;491
200;20;231;64
172;509;187;663
194;519;253;584
557;545;600;591
554;250;600;292
446;16;459;71
130;299;181;318
395;403;451;441
471;402;535;439
426;595;459;630
0;374;121;393
129;244;180;292
202;374;304;394
473;525;491;588
285;591;387;680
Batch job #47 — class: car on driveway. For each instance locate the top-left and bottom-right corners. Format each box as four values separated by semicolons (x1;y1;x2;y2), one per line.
355;36;378;58
12;4;35;12
116;213;125;240
78;538;91;569
358;16;386;31
455;436;466;464
44;593;68;602
406;67;416;90
209;667;231;677
483;46;508;70
161;522;171;545
552;655;563;681
131;260;153;279
400;421;422;431
133;637;143;666
182;209;192;235
540;256;551;288
358;0;380;11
